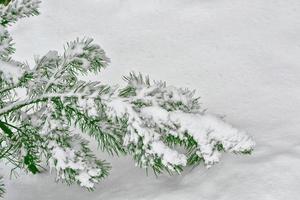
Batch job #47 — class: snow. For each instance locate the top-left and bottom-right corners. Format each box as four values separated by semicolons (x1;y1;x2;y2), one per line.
2;0;300;199
0;60;23;82
75;171;95;188
106;86;254;168
150;140;187;167
63;37;109;71
0;27;12;57
0;0;40;25
140;106;255;166
47;139;103;189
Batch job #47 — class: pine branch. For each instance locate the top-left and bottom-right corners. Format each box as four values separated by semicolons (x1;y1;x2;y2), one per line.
0;28;14;60
46;132;111;189
63;104;126;155
0;0;255;193
0;177;4;198
0;0;40;27
0;92;98;116
105;73;255;173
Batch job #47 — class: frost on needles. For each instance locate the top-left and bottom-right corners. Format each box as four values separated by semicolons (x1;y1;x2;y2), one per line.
0;0;255;196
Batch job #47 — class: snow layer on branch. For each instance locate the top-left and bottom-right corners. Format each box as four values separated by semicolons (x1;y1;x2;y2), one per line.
105;73;254;169
141;106;255;166
0;26;14;60
107;94;254;168
106;98;187;169
47;138;105;189
0;60;24;83
150;141;187;166
64;38;110;72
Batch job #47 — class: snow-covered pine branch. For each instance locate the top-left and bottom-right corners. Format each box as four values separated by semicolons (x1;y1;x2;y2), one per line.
0;177;3;198
0;1;119;187
0;36;122;189
104;73;255;173
0;28;14;60
0;0;40;27
0;0;255;197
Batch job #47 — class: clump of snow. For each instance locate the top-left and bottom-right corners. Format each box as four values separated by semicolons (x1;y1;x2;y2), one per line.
75;171;94;188
77;97;98;116
1;141;7;148
47;139;103;189
0;60;24;83
65;43;85;58
150;141;187;167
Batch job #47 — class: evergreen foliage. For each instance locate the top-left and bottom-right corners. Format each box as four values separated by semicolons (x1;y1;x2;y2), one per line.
0;0;255;197
0;177;4;197
0;0;11;6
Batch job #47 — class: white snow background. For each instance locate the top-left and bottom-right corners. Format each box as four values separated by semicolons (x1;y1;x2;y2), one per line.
2;0;300;199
